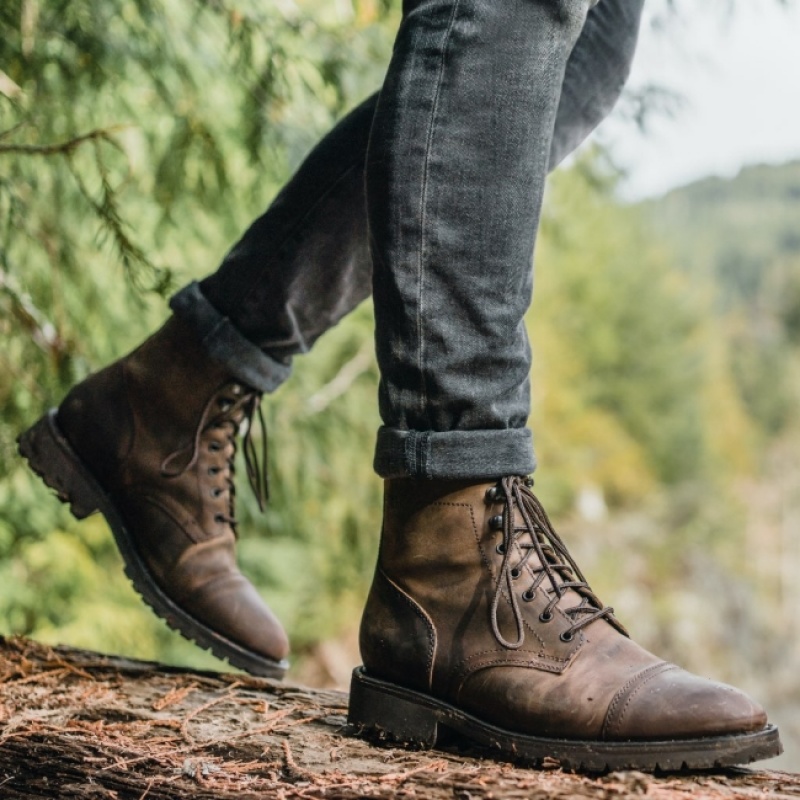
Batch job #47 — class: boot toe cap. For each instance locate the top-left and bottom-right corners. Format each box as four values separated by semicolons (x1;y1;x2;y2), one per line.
184;572;291;663
126;498;291;665
603;663;768;741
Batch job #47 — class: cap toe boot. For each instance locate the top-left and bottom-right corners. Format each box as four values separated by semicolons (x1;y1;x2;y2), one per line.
18;317;289;677
350;476;780;771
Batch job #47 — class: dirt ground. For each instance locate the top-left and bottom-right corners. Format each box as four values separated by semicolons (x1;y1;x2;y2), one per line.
0;635;798;799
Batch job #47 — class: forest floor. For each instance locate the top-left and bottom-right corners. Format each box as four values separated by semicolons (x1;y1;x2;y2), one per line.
0;635;798;799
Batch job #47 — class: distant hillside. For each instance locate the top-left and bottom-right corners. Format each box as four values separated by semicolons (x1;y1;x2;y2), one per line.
640;160;800;314
638;160;800;434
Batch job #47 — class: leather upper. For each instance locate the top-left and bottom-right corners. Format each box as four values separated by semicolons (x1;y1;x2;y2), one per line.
56;317;289;663
360;477;767;741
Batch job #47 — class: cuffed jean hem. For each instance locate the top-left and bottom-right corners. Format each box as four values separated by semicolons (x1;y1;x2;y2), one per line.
374;426;537;480
169;281;291;394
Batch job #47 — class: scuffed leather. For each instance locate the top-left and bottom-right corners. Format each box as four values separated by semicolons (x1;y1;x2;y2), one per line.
360;478;768;741
57;317;289;663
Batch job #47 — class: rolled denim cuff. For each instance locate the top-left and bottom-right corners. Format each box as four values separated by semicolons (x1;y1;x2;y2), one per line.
374;426;536;480
169;281;291;394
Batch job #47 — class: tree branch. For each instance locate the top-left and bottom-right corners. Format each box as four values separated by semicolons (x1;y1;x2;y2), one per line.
0;126;128;157
307;342;375;413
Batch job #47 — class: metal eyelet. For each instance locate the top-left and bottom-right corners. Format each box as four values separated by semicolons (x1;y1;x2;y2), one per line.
218;399;233;412
484;486;503;504
489;515;504;531
522;589;535;602
209;442;221;452
214;514;225;523
496;543;506;555
212;488;223;498
560;631;574;642
510;567;521;579
539;611;553;623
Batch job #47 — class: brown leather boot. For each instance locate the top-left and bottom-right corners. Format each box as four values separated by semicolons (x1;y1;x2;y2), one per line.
349;476;781;771
18;317;289;677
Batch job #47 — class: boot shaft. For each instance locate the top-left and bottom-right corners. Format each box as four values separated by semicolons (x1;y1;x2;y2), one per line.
362;477;606;697
58;317;235;470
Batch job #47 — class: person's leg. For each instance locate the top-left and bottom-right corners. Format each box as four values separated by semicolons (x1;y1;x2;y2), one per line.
174;0;645;384
349;0;781;770
367;0;590;480
548;0;644;169
17;0;645;681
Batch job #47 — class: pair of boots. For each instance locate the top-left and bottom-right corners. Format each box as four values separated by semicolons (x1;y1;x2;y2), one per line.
18;319;781;771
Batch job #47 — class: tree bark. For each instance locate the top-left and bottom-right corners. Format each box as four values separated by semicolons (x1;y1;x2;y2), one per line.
0;636;796;799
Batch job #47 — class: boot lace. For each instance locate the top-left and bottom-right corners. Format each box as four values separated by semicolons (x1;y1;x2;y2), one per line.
489;475;626;650
159;381;268;533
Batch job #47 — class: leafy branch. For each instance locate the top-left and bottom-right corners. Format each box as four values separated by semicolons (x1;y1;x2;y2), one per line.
67;138;173;296
1;124;173;296
0;126;127;157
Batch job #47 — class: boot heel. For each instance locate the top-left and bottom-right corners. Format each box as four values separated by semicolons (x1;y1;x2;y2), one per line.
348;668;439;747
17;410;100;520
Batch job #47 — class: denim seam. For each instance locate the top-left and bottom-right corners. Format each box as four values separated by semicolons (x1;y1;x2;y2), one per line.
417;0;462;430
404;432;418;476
419;432;431;479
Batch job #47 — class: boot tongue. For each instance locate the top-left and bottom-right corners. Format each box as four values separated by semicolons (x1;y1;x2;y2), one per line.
489;477;626;650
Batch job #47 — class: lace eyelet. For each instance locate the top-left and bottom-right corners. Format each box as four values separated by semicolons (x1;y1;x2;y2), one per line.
560;630;574;642
539;611;553;623
208;467;219;475
522;589;535;602
484;486;503;504
214;514;225;523
489;515;504;531
212;488;223;498
209;442;221;452
495;543;506;555
510;567;521;580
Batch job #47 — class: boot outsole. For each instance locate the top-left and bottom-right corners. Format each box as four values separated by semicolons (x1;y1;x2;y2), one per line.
17;409;289;680
348;667;783;773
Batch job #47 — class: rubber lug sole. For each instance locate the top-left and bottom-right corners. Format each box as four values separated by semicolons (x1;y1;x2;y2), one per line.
17;409;288;680
348;667;782;773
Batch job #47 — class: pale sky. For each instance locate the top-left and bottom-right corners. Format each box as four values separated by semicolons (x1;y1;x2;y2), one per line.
595;0;800;199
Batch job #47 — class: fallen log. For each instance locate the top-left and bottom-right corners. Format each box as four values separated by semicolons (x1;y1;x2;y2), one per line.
0;636;797;799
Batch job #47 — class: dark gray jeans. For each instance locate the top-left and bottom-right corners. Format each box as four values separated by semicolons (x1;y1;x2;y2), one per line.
171;0;645;481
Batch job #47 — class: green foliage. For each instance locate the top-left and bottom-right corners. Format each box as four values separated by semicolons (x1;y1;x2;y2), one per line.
535;156;710;494
0;0;394;669
642;161;800;435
